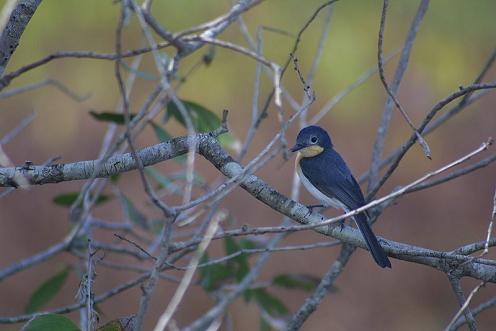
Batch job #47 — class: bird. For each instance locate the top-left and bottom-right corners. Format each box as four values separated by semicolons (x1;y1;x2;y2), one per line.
290;125;391;268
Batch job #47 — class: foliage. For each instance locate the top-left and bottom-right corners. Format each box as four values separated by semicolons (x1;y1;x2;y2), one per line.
25;266;71;313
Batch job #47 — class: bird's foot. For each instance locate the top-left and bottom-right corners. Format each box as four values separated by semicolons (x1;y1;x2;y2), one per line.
306;204;325;215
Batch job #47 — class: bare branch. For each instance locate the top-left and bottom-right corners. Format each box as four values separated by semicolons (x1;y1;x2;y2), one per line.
152;210;225;331
451;296;496;330
183;231;287;331
359;47;496;186
445;281;484;331
0;0;42;76
0;78;89;101
285;245;354;330
375;0;431;160
447;275;478;331
369;0;430;192
366;81;496;199
0;44;171;91
0;112;35;145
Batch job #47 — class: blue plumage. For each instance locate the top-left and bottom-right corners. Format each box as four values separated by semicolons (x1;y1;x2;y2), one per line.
291;126;391;268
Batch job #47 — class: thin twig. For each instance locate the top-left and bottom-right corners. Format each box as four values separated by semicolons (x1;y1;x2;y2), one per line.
376;0;431;160
445;282;484;331
255;0;339;129
183;231;288;331
285;245;354;331
116;0;174;219
368;0;430;193
168;240;340;271
114;234;157;261
451;296;496;330
310;50;399;125
0;79;89;101
0;45;171;90
366;81;496;199
152;211;225;331
358;47;496;189
447;275;478;331
0;113;35;145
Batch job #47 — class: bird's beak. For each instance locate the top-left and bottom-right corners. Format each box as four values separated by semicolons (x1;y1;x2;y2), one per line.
290;143;305;152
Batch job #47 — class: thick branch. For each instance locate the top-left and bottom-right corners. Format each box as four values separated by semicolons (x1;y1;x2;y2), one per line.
1;134;496;283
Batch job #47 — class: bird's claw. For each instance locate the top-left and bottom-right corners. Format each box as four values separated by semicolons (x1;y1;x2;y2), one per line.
306;204;324;215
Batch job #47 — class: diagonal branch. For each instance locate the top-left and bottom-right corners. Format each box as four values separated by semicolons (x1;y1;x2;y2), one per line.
369;0;430;193
447;275;478;331
2;131;496;284
376;0;431;161
0;0;42;76
366;81;496;199
285;245;355;331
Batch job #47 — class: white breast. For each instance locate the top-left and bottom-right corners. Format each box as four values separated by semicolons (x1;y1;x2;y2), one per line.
296;162;348;211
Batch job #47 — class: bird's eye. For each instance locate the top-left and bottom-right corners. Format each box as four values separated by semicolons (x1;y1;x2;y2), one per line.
310;136;318;144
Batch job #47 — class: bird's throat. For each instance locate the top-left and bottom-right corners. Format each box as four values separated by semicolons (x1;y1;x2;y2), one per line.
297;145;324;158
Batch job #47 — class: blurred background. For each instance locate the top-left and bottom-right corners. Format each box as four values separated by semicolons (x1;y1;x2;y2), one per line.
0;0;495;330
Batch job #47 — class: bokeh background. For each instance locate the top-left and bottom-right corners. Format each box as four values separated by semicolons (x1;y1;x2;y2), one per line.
0;0;495;330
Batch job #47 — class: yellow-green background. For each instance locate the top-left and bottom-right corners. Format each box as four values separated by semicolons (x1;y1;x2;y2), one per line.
0;1;495;330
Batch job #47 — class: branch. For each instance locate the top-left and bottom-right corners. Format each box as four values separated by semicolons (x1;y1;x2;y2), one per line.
447;275;478;331
0;78;89;101
451;296;496;330
285;245;354;330
369;0;430;192
366;81;496;199
2;133;496;285
376;0;431;160
445;281;484;331
0;0;42;76
0;44;171;90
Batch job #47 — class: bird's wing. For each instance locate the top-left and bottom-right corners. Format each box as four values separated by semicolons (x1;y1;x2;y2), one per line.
300;149;391;268
300;149;366;210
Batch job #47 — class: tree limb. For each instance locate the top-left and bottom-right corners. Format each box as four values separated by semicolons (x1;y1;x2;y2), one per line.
0;0;42;76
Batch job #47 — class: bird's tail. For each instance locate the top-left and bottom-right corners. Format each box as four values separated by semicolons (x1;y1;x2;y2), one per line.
354;213;391;268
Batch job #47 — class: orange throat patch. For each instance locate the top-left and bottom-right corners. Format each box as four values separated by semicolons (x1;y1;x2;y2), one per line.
295;145;324;169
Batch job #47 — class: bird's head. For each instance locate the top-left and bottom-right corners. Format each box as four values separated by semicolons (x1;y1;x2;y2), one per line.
290;125;333;157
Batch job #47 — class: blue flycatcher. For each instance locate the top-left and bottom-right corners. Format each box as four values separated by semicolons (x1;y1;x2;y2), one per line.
291;125;391;268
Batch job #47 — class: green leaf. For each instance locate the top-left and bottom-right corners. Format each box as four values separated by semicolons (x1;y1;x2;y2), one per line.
53;192;110;207
224;237;250;282
23;314;79;331
89;111;136;125
254;289;288;316
25;266;70;313
150;121;187;163
97;316;136;331
149;219;165;235
165;99;238;149
198;253;233;292
238;239;258;250
260;317;271;331
110;173;121;183
97;321;121;331
272;274;319;292
121;62;158;81
171;171;206;186
144;167;181;194
218;133;240;150
165;100;220;132
224;236;240;255
244;288;254;302
150;122;172;142
120;194;148;230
